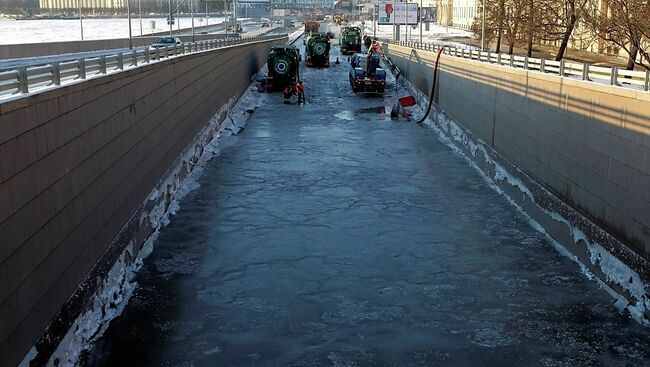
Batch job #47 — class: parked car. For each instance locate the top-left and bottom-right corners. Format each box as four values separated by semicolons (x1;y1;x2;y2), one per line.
150;37;182;49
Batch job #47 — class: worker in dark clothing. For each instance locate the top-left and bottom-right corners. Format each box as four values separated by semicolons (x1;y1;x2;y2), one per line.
364;35;372;49
294;81;305;105
283;84;293;104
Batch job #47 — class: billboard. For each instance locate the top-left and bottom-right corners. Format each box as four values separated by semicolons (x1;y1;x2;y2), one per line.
421;7;437;23
378;3;419;25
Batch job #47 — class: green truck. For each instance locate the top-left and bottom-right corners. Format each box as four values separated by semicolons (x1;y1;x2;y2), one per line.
305;32;330;68
339;26;361;55
266;45;301;91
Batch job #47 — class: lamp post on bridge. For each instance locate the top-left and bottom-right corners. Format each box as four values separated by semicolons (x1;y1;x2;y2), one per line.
481;0;486;51
169;0;173;36
78;0;84;40
139;0;143;36
419;0;422;43
127;0;133;49
191;0;195;42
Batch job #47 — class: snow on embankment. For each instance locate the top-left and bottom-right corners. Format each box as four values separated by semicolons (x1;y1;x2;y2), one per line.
386;54;650;326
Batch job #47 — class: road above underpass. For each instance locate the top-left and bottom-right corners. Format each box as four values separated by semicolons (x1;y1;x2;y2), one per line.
0;22;289;71
83;32;650;367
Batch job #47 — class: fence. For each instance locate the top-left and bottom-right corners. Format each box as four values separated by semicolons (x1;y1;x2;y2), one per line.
0;35;286;99
384;39;650;92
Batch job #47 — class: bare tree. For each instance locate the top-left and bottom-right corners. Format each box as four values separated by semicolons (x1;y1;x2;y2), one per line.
521;0;559;57
472;0;505;51
587;0;650;70
502;0;528;54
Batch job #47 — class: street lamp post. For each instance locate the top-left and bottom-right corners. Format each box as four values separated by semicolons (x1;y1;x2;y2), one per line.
127;0;133;49
392;3;396;41
139;0;143;36
78;0;84;40
419;0;422;43
191;0;195;42
373;4;377;39
481;0;486;51
405;1;408;42
169;0;173;36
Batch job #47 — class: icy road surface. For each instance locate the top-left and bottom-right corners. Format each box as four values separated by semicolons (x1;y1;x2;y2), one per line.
85;34;649;366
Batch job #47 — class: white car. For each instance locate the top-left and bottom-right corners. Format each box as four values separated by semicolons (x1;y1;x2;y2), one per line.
150;37;182;49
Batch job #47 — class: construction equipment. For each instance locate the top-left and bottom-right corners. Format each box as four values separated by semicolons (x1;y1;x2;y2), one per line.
304;21;319;34
305;32;330;67
266;45;301;92
340;26;362;55
348;53;386;94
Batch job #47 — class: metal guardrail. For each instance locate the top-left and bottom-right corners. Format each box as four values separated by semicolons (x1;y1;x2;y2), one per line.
385;39;650;92
0;35;286;99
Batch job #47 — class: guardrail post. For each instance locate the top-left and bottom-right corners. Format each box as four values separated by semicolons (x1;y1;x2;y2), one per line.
645;70;649;91
17;67;29;93
117;53;124;70
155;46;160;60
487;52;492;63
559;59;565;76
99;55;107;73
78;58;86;79
582;63;589;80
497;53;501;65
132;49;138;66
610;66;618;85
524;56;529;69
509;55;514;67
540;58;546;72
52;62;61;85
144;48;150;63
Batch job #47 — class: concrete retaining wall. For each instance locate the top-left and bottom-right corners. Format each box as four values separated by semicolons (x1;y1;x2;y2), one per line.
0;36;283;367
383;43;650;259
0;34;227;60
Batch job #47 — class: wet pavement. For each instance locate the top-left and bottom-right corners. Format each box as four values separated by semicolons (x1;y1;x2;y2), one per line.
85;35;649;367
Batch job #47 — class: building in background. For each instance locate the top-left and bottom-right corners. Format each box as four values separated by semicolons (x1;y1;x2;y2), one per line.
39;0;125;10
451;0;474;30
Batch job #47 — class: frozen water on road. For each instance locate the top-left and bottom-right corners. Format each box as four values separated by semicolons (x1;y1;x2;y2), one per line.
85;34;649;366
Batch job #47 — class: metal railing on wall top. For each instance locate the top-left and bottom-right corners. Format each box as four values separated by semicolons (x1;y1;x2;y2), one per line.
0;35;287;100
384;39;650;93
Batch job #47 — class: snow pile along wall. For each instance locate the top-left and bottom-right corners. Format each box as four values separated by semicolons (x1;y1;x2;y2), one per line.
382;42;650;325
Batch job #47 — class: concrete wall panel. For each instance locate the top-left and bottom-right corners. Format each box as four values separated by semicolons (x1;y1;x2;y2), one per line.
0;37;282;367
